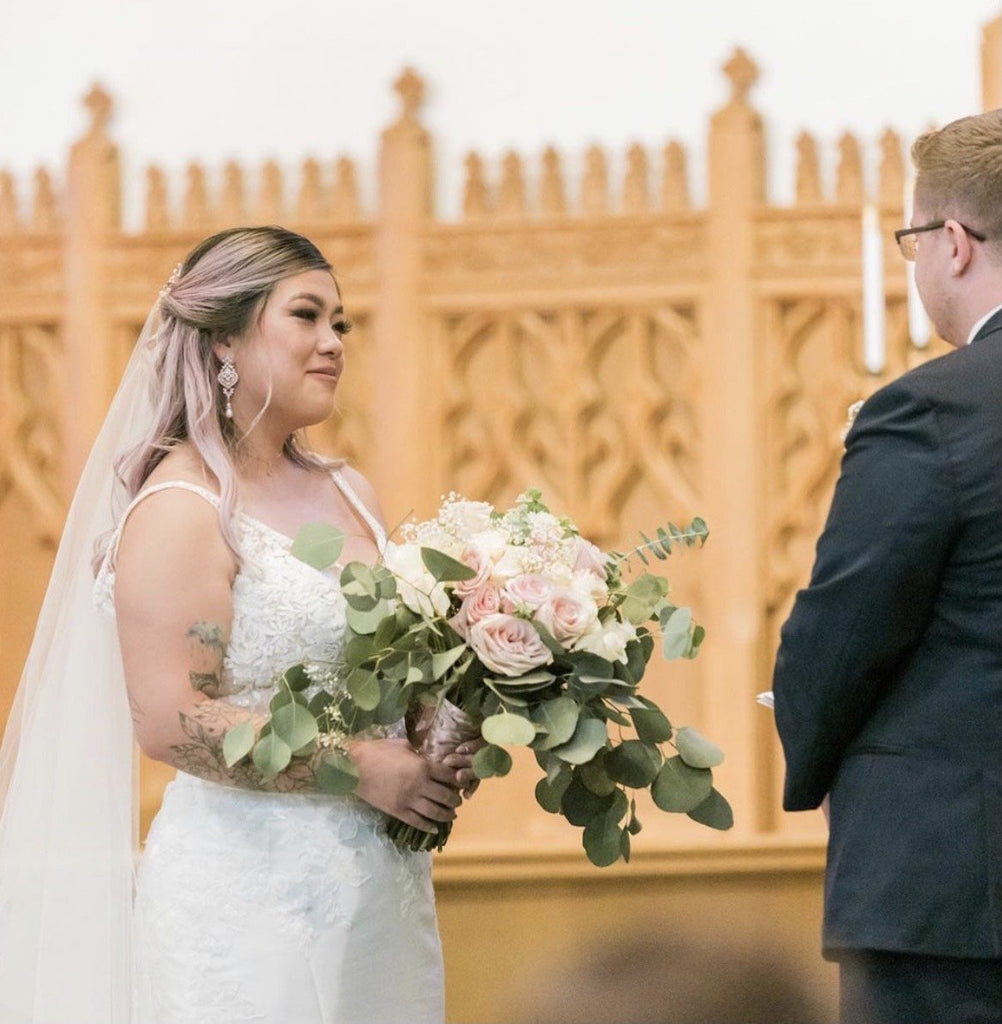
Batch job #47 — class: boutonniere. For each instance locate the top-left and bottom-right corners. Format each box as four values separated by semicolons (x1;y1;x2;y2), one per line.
840;400;864;444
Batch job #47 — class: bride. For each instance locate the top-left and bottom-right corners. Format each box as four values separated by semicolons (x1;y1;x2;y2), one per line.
0;226;478;1024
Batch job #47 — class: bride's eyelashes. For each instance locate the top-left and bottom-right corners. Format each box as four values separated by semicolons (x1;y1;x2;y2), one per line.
291;307;353;335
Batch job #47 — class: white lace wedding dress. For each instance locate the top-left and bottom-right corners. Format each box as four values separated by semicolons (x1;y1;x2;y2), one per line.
95;471;445;1024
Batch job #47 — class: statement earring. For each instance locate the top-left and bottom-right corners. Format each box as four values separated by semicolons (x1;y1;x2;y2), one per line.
217;355;238;419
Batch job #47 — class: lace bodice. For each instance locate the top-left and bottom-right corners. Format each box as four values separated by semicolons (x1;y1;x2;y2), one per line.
95;471;386;714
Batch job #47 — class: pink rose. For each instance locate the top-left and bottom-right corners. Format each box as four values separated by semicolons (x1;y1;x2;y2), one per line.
468;613;554;677
502;574;554;613
454;530;508;598
534;589;599;645
450;584;503;639
572;535;609;581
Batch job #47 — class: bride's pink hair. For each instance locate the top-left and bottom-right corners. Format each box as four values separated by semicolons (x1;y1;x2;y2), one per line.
112;225;340;561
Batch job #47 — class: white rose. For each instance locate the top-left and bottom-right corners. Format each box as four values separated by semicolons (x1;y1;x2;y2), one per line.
535;589;599;646
502;574;555;614
574;619;638;664
468;613;554;677
449;500;496;536
382;541;451;617
570;569;609;604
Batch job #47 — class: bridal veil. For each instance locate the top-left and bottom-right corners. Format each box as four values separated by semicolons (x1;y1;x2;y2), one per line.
0;304;162;1023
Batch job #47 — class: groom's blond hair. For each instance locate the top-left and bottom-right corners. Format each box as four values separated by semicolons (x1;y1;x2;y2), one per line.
912;108;1002;260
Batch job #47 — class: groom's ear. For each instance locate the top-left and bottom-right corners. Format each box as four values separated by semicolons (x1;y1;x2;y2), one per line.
945;220;975;277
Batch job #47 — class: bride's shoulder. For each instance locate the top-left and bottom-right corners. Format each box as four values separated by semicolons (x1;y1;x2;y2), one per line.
121;446;223;551
143;444;218;494
334;464;386;523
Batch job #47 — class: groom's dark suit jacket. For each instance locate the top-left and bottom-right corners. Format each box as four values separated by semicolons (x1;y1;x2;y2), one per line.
774;307;1002;960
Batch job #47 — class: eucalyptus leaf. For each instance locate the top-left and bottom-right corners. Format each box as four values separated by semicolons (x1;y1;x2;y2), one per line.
535;767;573;813
578;750;618;796
484;670;555;692
549;717;608;765
252;732;292;779
631;705;673;744
346;669;381;711
290;522;344;570
530;696;579;750
599;705;632;728
420;547;477;582
684;624;706;660
620;573;669;625
483;678;531;707
343;590;381;613
560;775;616;826
431;645;468;680
563;651;617;678
373;613;401;651
583;812;624;867
482;712;536;747
530;620;565;655
619;827;631;863
345;634;376;666
268;688;292;712
650;755;712;813
687;787;734;830
472;744;513;779
222;721;255;767
315;750;358;796
661;606;694;660
625;639;647;680
605;739;662;788
282;664;312;692
340;562;379;598
271;701;320;754
308;691;336;719
675;726;725;768
346;599;392;636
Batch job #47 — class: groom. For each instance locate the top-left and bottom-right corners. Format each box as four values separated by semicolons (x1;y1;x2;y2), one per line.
773;109;1002;1023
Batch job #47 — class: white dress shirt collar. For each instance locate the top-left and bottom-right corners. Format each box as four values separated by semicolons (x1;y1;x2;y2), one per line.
966;302;1002;345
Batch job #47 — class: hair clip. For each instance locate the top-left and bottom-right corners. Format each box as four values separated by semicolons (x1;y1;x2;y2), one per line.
158;263;183;302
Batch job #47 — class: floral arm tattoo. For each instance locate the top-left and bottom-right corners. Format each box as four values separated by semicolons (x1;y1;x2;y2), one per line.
166;620;327;794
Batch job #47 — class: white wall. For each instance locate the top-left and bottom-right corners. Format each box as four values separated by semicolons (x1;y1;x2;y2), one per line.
1;0;998;225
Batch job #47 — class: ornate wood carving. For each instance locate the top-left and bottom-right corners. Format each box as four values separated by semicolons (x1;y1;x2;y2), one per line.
660;140;690;211
795;132;822;203
623;144;649;213
0;324;64;545
540;146;566;215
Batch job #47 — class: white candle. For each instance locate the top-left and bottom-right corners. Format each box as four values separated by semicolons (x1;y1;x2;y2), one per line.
902;174;931;348
862;203;886;372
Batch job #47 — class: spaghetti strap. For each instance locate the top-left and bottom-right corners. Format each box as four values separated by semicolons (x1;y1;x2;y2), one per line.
331;469;387;552
93;481;222;618
110;481;220;567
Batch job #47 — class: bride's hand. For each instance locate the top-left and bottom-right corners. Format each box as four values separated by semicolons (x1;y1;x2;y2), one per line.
442;740;487;799
348;738;462;833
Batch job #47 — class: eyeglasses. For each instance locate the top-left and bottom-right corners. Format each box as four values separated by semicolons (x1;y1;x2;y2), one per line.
894;220;987;261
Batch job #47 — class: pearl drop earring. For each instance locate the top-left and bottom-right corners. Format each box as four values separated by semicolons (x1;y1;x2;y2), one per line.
217;355;239;419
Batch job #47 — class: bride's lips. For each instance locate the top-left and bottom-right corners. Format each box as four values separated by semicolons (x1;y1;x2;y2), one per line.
307;367;340;382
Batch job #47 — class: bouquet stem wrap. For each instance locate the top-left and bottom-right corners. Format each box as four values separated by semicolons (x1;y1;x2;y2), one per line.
388;698;482;853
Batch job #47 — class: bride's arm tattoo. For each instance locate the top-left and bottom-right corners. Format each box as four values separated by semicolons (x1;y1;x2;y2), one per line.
168;619;326;794
186;620;225;697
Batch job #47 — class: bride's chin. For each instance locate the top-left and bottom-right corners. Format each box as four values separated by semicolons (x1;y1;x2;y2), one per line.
295;399;337;430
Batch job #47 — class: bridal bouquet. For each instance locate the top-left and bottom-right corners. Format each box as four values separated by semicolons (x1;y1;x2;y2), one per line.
225;489;731;867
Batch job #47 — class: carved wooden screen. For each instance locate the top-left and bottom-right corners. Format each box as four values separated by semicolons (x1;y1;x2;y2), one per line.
0;43;978;870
